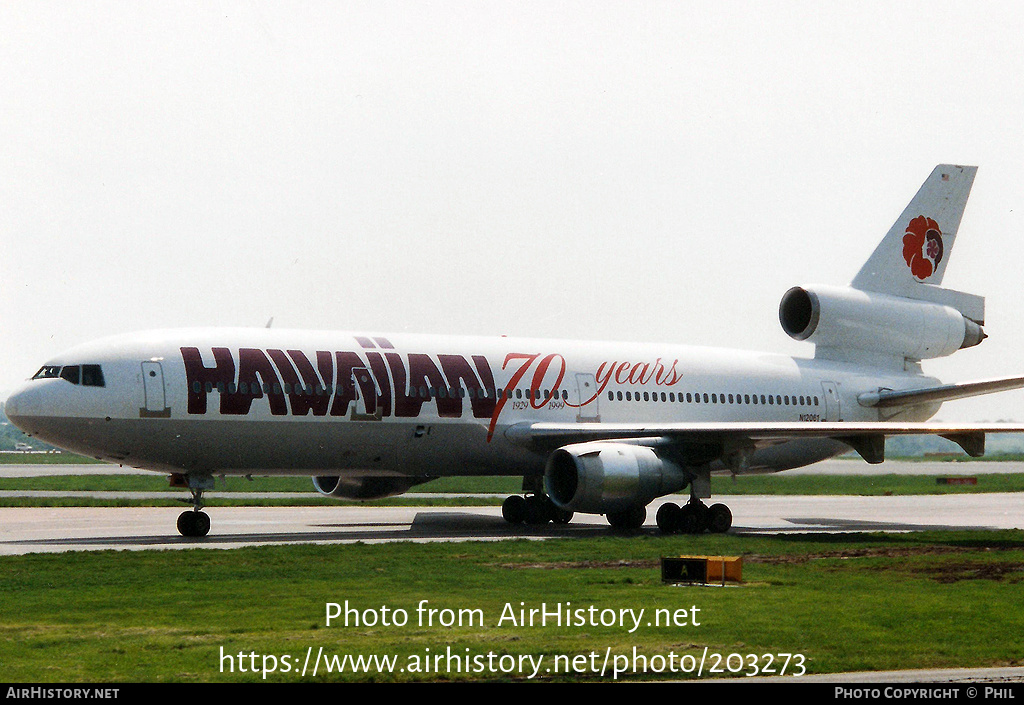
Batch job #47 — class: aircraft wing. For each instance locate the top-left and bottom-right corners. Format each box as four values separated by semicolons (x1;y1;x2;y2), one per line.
504;420;1024;464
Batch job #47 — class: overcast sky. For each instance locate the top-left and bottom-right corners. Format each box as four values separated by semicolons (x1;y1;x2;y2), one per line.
3;1;1024;421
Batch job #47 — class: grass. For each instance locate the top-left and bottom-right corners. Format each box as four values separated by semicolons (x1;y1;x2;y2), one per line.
1;531;1023;682
1;472;1023;509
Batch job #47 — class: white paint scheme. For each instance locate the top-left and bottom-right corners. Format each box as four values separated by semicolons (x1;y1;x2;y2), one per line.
6;164;1024;535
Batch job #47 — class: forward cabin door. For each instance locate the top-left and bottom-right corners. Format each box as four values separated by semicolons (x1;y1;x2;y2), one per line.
141;361;170;417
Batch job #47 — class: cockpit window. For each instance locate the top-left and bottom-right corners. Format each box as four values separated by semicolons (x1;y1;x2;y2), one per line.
31;364;105;387
82;364;105;387
32;366;61;380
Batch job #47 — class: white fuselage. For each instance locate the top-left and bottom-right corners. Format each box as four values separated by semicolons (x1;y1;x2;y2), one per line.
4;328;938;479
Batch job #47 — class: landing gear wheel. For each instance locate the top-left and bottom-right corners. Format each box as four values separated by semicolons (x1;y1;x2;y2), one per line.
606;506;646;530
501;495;527;524
177;510;211;538
503;494;573;526
656;503;681;534
551;507;574;525
524;495;553;524
679;501;709;534
707;503;733;533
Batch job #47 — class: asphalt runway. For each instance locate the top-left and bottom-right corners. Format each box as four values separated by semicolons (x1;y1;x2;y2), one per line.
2;491;1023;556
2;458;1023;555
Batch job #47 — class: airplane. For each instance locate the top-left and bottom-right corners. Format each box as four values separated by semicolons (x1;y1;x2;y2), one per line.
6;164;1024;538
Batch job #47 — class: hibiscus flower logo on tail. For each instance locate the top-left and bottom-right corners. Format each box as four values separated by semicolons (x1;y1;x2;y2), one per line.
902;215;944;281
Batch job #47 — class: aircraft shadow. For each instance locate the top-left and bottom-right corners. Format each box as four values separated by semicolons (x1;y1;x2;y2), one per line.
776;517;997;532
0;511;617;550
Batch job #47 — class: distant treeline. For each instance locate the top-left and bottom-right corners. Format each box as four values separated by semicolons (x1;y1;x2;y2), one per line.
0;405;59;452
885;431;1024;458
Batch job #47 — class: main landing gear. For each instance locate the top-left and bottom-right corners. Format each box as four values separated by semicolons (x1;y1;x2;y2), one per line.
656;498;732;535
501;493;574;526
172;473;214;538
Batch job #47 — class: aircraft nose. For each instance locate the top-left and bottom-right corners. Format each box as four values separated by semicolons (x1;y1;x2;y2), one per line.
5;383;42;432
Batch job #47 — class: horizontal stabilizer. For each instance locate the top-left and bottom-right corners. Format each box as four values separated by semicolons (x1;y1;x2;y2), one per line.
857;376;1024;409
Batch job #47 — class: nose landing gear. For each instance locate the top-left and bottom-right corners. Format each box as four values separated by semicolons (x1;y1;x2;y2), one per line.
172;473;214;538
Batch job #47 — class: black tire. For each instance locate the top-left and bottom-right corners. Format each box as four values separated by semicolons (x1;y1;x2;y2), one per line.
177;510;210;537
707;503;733;533
679;503;708;534
524;495;552;524
551;507;574;525
606;506;646;530
501;495;527;524
656;503;681;534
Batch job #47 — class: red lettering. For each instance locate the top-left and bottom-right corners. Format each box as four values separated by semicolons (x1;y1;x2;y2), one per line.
487;353;538;441
181;347;234;415
331;351;366;417
530;354;566;409
222;348;286;416
408;353;459;418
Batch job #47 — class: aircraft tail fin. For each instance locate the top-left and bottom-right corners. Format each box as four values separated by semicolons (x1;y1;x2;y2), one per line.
780;164;987;367
851;164;982;322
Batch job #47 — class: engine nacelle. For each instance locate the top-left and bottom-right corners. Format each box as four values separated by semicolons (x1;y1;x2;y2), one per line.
779;284;984;361
312;475;430;500
544;442;690;515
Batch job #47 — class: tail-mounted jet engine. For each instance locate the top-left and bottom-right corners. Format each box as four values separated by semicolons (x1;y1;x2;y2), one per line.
779;284;984;361
544;442;690;528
